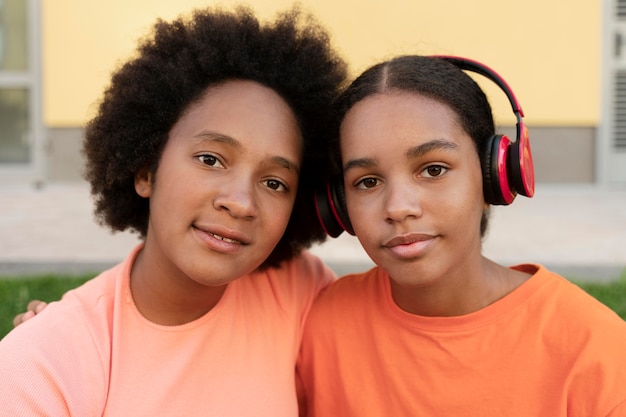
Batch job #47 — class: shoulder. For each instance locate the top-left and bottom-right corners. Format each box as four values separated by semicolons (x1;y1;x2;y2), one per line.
0;258;129;367
263;250;338;295
527;265;625;323
317;266;381;302
0;267;122;414
519;265;626;357
236;251;338;319
1;264;121;354
304;266;382;325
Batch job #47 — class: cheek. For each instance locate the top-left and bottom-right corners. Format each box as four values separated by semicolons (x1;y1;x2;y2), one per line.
445;176;485;229
347;201;374;240
263;197;296;235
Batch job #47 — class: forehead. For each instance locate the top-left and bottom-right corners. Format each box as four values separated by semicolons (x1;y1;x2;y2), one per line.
340;91;468;157
171;79;302;153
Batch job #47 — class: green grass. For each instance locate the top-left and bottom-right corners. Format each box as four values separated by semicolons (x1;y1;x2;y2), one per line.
575;276;626;320
1;272;625;340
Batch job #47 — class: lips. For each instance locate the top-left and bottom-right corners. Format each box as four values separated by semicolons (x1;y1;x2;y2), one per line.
384;233;433;247
383;233;436;260
193;224;251;251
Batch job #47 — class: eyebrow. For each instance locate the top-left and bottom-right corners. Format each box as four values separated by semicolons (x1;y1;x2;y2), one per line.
343;138;459;172
406;138;459;159
194;131;300;174
270;156;300;175
194;131;240;148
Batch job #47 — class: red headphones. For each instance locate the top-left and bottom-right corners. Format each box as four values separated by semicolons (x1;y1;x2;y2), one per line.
315;56;535;237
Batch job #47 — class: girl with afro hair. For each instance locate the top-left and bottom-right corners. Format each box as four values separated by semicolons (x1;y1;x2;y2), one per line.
1;6;346;416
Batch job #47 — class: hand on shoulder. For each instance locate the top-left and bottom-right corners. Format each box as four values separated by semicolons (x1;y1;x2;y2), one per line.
13;300;48;327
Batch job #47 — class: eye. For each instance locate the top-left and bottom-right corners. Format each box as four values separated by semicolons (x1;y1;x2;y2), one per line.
197;153;224;168
421;164;448;178
263;179;289;192
355;177;380;189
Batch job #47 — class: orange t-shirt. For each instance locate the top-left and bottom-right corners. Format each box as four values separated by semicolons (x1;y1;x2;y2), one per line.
298;264;626;416
0;245;335;416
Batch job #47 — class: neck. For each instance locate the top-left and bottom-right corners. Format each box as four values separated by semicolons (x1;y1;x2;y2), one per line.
389;257;529;317
130;247;228;326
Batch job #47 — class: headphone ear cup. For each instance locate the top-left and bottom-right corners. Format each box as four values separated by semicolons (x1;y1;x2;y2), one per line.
314;182;343;238
314;176;354;237
482;135;515;205
508;124;535;198
329;176;354;235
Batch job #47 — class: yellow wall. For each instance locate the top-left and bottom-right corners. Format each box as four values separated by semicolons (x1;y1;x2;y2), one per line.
43;0;601;127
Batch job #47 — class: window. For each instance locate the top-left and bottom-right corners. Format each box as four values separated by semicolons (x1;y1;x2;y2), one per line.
0;0;42;181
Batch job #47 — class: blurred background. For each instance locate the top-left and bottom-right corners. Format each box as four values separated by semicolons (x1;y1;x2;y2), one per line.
0;0;625;281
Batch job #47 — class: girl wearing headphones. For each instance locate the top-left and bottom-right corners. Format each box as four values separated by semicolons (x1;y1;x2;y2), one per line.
298;55;626;416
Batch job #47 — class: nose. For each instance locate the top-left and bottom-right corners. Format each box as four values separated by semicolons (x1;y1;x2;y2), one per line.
384;179;423;225
213;176;257;219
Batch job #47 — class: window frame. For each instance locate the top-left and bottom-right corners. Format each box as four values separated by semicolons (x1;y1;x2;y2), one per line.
0;0;43;184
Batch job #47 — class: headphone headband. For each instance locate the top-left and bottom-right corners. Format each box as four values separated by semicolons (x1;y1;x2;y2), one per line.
432;55;525;119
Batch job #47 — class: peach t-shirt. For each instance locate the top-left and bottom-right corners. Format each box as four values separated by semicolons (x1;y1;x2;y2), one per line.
0;244;335;416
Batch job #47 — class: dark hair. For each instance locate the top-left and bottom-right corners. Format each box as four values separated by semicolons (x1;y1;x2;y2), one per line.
332;55;494;236
82;6;347;268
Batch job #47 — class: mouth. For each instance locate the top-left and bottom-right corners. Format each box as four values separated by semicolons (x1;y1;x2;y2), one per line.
382;233;437;260
384;233;434;247
193;224;251;251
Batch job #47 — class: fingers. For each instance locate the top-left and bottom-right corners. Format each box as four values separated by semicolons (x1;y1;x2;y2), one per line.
27;300;47;314
13;311;35;327
12;300;48;328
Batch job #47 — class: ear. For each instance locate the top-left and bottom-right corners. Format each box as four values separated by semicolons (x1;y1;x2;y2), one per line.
134;167;153;198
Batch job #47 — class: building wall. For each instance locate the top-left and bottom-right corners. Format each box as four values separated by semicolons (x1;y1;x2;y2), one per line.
41;0;602;183
47;128;596;184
